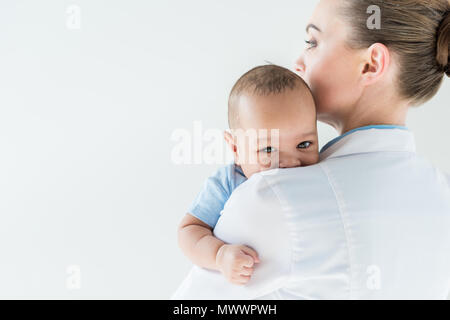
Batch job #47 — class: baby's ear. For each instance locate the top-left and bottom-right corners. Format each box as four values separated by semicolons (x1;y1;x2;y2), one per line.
224;130;238;155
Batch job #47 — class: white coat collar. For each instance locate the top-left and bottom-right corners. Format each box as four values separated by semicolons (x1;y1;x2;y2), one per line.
319;125;416;161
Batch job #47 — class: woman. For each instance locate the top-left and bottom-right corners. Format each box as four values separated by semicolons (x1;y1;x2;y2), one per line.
295;0;449;135
173;0;450;299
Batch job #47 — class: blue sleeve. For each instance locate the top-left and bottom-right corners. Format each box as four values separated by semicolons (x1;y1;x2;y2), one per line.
188;165;233;228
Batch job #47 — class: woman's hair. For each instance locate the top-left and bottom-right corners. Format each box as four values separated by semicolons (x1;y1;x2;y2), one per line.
340;0;450;105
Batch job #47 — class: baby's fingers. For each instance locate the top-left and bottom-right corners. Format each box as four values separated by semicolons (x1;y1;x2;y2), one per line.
239;266;254;277
232;274;251;285
239;245;260;264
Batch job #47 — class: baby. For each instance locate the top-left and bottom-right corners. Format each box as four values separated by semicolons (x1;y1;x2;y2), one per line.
177;65;320;285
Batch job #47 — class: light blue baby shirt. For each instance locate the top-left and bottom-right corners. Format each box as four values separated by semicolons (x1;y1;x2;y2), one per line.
188;163;247;228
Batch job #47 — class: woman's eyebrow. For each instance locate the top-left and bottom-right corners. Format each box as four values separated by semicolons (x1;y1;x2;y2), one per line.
306;23;321;33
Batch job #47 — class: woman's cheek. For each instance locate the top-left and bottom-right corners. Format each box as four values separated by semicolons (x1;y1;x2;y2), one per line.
301;53;315;87
303;52;328;94
306;60;334;113
309;51;356;116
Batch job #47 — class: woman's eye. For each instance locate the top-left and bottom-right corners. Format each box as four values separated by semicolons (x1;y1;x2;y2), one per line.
260;146;277;153
297;141;312;149
304;39;317;49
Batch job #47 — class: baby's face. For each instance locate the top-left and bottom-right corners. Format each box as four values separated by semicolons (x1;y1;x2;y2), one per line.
226;89;319;178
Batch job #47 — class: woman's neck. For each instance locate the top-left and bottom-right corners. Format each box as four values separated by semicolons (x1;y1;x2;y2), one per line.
324;99;410;136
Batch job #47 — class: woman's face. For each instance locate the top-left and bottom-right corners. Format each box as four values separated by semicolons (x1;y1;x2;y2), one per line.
295;0;364;126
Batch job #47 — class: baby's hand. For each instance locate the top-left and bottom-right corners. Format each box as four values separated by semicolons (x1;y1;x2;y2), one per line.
215;244;260;285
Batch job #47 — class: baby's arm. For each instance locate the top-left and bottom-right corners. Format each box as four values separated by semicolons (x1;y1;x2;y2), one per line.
177;213;260;285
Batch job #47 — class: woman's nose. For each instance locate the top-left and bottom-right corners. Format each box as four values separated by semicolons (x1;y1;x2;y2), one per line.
295;54;306;76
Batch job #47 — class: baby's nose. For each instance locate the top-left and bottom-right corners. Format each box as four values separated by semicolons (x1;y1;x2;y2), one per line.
279;158;302;168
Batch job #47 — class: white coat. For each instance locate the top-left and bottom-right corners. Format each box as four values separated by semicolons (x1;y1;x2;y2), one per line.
173;126;450;299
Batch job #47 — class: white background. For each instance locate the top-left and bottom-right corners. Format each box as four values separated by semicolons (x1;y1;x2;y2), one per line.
0;0;449;299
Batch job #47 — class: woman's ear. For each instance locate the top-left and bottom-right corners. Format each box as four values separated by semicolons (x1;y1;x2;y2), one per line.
224;130;239;163
361;43;390;85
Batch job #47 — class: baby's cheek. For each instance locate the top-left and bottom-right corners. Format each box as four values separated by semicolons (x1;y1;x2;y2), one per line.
305;152;320;166
257;153;272;168
239;164;259;179
240;161;272;179
241;153;280;177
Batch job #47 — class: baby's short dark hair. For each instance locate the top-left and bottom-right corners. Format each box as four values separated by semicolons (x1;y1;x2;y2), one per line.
228;64;311;129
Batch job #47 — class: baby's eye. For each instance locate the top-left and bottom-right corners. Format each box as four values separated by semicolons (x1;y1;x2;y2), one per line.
297;141;312;149
260;146;277;153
